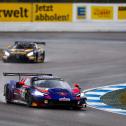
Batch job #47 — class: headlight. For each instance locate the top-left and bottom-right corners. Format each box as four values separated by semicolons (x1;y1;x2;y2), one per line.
76;94;80;97
80;93;85;98
32;90;44;96
4;51;10;56
27;52;33;57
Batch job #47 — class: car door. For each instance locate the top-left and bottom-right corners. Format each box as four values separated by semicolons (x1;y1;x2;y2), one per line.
14;79;30;101
20;78;31;101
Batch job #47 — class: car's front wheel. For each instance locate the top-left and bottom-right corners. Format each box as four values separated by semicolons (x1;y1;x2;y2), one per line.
2;58;8;63
26;92;33;107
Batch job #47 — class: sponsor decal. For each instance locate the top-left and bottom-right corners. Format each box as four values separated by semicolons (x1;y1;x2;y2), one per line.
33;3;72;22
0;3;32;22
0;3;72;22
77;6;86;19
59;97;70;101
91;6;113;20
58;92;68;96
118;6;126;20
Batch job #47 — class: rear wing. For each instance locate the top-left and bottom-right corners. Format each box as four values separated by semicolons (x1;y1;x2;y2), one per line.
3;72;52;80
15;41;46;45
3;72;52;77
34;42;46;45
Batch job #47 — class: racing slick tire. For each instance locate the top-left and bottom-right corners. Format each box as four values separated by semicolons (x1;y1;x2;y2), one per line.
2;58;8;63
40;51;45;63
72;104;86;110
26;92;33;107
36;51;45;63
83;104;87;108
4;85;12;104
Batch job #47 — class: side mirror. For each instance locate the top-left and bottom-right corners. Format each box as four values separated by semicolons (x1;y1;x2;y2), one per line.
19;81;25;86
7;45;11;48
73;83;81;94
16;81;24;88
73;83;81;89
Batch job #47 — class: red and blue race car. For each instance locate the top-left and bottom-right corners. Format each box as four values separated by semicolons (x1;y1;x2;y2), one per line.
3;73;87;109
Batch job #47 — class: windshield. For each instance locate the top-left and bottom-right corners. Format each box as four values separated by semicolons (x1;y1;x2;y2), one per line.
13;43;35;49
33;79;71;90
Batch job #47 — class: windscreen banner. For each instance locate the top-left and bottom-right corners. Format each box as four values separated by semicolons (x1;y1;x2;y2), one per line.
118;6;126;20
33;3;72;22
0;3;32;22
91;6;113;20
0;3;72;22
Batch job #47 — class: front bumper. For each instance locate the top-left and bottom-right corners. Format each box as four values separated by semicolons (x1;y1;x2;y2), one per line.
32;97;83;108
47;100;80;106
3;54;35;62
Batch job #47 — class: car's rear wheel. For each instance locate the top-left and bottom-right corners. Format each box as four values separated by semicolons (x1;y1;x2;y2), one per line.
4;85;12;104
42;52;45;62
39;52;45;63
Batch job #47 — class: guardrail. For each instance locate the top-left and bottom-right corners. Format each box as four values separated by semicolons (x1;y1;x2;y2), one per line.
0;3;126;32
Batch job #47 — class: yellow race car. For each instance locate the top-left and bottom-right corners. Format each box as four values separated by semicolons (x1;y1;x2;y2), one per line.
2;41;45;63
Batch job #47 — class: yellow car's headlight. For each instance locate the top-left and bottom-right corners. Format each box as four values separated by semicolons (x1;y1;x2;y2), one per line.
4;51;10;56
27;52;34;57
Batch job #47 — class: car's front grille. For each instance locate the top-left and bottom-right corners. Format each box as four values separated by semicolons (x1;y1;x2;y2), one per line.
9;54;28;61
49;100;78;106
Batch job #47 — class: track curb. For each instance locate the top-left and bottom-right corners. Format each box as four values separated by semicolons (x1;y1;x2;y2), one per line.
83;84;126;116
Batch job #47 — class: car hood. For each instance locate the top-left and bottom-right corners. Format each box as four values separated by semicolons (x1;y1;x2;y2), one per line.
35;87;76;100
48;88;74;99
35;87;49;93
8;49;33;54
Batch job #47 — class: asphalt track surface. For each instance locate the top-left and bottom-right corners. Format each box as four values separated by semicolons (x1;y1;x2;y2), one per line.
0;32;126;126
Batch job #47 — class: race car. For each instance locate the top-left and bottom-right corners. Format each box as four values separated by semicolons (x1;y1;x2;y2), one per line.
3;73;87;109
2;41;45;63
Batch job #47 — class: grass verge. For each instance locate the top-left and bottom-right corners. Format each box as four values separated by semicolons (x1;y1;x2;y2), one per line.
0;49;3;60
101;89;126;110
120;92;126;105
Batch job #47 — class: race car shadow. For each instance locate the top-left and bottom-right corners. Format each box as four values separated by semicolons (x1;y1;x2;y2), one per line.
0;102;86;111
3;60;39;64
36;106;87;111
